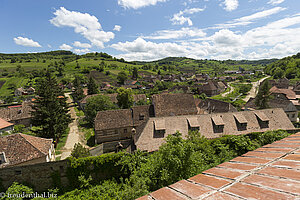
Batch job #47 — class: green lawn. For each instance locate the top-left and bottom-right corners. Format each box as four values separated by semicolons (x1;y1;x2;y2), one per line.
0;77;29;97
55;127;70;153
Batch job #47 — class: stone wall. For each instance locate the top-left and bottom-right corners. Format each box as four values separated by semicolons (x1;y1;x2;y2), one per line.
0;160;68;192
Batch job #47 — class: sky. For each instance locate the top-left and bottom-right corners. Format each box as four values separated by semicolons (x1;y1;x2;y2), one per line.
0;0;300;61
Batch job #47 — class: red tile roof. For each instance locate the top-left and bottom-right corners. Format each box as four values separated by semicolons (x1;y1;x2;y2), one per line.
0;118;13;130
138;132;300;199
0;133;53;168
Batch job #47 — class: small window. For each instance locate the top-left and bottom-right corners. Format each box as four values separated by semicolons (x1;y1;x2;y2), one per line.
15;170;22;175
124;129;127;133
139;114;145;120
292;114;295;118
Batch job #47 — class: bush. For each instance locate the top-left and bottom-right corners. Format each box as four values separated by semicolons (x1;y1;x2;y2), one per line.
71;143;90;159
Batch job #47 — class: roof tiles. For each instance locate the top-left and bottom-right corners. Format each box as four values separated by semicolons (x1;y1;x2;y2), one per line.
138;132;300;199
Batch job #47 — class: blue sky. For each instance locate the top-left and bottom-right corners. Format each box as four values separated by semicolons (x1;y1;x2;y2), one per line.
0;0;299;61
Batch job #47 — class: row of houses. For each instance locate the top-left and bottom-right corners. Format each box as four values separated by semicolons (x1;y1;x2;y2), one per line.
93;93;294;153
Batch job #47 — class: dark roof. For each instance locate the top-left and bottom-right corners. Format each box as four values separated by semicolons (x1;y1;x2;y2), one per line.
196;98;237;113
152;93;198;117
0;102;32;122
95;109;132;130
0;133;53;168
95;105;151;131
201;81;217;91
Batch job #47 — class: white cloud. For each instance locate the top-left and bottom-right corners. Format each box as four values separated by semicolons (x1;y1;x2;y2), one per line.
74;48;91;54
118;0;166;9
113;25;122;32
171;7;205;26
112;14;300;61
13;37;41;47
214;7;286;29
59;44;72;50
73;41;92;48
50;7;114;48
268;0;285;5
143;27;206;39
211;29;242;46
221;0;239;12
111;37;188;60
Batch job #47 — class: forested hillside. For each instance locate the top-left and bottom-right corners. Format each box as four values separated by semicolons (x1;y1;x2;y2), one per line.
264;52;300;80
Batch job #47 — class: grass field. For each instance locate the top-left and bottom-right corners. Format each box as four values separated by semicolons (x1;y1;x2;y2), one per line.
0;77;29;97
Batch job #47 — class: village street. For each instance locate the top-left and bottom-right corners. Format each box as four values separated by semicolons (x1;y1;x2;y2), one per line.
60;93;84;160
221;84;234;97
243;76;270;102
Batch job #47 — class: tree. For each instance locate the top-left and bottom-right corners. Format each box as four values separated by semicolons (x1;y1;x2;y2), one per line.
87;77;98;95
84;95;116;125
117;71;128;85
117;87;134;109
71;143;90;158
255;81;271;109
273;67;284;79
73;75;85;101
31;70;71;146
132;67;138;79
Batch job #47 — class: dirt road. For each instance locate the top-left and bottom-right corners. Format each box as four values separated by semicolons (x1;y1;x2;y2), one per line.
243;76;270;102
60;93;84;160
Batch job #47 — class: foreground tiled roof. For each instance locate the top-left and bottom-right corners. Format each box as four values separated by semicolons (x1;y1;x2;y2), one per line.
0;133;53;168
137;132;300;200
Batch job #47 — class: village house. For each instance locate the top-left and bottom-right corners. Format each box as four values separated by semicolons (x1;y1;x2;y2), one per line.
244;95;298;122
197;81;218;97
195;98;237;114
0;102;32;127
134;108;294;152
293;82;300;95
0;118;14;134
269;85;300;109
14;87;35;97
94;105;151;148
0;133;55;168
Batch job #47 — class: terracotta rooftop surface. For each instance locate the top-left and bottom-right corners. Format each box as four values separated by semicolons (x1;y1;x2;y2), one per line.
0;133;53;168
137;132;300;200
0;118;13;129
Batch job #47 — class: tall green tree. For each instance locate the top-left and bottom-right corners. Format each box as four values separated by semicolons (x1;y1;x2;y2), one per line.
255;81;271;109
84;95;116;126
87;77;98;95
31;70;71;145
73;75;85;101
117;87;134;109
132;67;138;80
117;71;128;85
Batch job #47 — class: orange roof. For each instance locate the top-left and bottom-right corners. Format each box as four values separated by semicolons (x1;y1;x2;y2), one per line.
8;105;22;108
0;118;13;130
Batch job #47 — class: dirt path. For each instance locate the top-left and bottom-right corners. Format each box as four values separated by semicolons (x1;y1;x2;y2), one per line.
243;76;270;102
60;93;84;160
221;83;234;97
